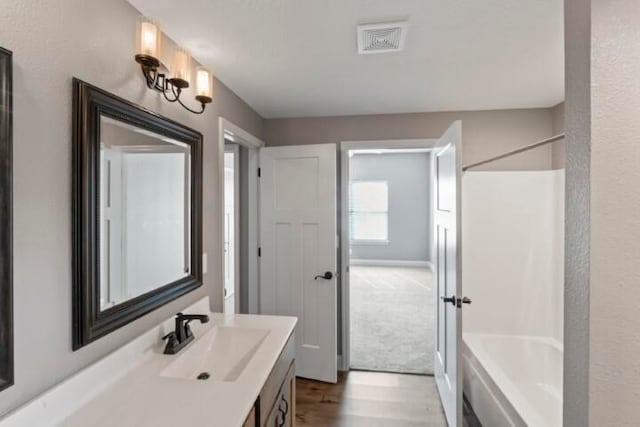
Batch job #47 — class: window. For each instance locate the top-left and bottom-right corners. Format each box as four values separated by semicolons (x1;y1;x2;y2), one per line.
349;181;388;243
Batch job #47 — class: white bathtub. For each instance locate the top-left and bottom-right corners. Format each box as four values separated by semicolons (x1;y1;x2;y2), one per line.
463;333;563;427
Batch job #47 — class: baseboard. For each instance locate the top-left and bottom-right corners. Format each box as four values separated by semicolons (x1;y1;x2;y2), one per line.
350;259;433;269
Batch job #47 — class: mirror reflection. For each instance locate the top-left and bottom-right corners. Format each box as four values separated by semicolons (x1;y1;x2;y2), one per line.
99;116;191;310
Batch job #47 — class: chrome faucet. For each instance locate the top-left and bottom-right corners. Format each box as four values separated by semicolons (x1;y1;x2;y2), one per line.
162;312;210;354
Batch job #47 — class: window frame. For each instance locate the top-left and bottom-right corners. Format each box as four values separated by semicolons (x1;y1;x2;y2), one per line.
348;180;390;245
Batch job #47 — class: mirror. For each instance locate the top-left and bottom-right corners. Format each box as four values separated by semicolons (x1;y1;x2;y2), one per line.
99;117;191;310
0;46;13;391
73;79;203;350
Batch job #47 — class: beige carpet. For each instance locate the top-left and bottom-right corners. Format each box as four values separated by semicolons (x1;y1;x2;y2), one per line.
350;265;434;375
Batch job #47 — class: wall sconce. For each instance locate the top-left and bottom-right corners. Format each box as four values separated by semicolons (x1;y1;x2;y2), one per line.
134;18;213;114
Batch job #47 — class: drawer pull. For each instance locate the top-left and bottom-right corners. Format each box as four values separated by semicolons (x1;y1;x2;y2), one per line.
276;408;285;427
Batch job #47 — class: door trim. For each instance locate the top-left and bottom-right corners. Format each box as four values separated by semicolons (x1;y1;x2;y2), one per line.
217;117;264;314
338;139;437;371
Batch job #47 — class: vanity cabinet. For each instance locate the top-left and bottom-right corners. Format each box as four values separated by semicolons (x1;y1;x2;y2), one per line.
244;332;296;427
263;363;295;427
243;406;256;427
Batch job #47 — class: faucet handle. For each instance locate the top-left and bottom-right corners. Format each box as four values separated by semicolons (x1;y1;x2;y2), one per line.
162;331;179;355
183;321;195;339
162;331;177;343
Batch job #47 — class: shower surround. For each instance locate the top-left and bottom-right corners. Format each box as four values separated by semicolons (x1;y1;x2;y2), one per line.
461;170;564;427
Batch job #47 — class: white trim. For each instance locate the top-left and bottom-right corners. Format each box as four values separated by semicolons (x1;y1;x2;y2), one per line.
341;139;437;150
350;148;432;155
247;147;261;314
220;118;263;149
350;259;433;269
339;138;437;373
350;239;389;246
337;355;347;372
218;117;265;314
340;146;351;372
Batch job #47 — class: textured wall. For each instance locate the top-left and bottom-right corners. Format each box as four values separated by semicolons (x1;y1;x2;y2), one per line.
265;108;556;171
349;152;431;262
589;0;640;424
0;0;263;416
563;0;590;425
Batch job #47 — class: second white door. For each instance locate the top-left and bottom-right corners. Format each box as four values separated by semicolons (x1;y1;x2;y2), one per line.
433;121;464;427
259;143;337;383
224;144;240;314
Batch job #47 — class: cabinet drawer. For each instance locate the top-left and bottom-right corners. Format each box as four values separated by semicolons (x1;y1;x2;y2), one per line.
264;400;281;427
263;362;295;427
259;332;295;423
280;363;295;427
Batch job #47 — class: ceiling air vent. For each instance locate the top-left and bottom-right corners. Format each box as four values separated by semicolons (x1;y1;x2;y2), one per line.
357;21;408;55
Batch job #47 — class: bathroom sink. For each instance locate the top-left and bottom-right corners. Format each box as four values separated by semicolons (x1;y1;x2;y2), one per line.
160;326;269;382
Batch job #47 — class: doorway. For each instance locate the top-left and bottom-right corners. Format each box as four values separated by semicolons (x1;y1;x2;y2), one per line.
223;143;240;313
218;117;264;315
340;141;436;375
258;125;464;424
340;126;464;426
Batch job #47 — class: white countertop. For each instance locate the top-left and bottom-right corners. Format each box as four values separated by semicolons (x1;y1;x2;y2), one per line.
61;313;295;427
0;297;296;427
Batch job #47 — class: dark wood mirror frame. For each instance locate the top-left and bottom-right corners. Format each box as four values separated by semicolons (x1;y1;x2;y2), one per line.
72;79;203;350
0;47;14;391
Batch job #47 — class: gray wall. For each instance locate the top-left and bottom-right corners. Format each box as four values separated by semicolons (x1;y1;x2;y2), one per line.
349;152;431;262
265;107;563;358
564;0;640;425
0;0;263;416
264;108;558;171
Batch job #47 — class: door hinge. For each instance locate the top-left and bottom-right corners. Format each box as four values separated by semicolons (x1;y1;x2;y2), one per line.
258;247;261;257
257;167;261;177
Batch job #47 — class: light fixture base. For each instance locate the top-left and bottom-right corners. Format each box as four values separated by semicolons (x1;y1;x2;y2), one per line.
168;78;189;89
195;95;212;104
135;54;160;69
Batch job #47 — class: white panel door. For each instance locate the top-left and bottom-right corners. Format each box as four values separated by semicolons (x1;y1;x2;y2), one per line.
100;148;124;309
223;145;239;314
434;121;466;427
260;143;337;383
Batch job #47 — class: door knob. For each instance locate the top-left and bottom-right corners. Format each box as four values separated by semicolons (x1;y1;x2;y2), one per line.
461;297;472;304
441;295;456;306
314;271;333;280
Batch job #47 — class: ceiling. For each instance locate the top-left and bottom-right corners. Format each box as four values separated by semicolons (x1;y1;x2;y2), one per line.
127;0;564;119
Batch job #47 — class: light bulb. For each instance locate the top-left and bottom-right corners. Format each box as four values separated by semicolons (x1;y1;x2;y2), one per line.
137;19;160;59
195;67;213;103
171;48;192;87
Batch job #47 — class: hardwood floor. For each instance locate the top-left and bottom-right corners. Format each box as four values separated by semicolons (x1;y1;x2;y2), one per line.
295;371;448;426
